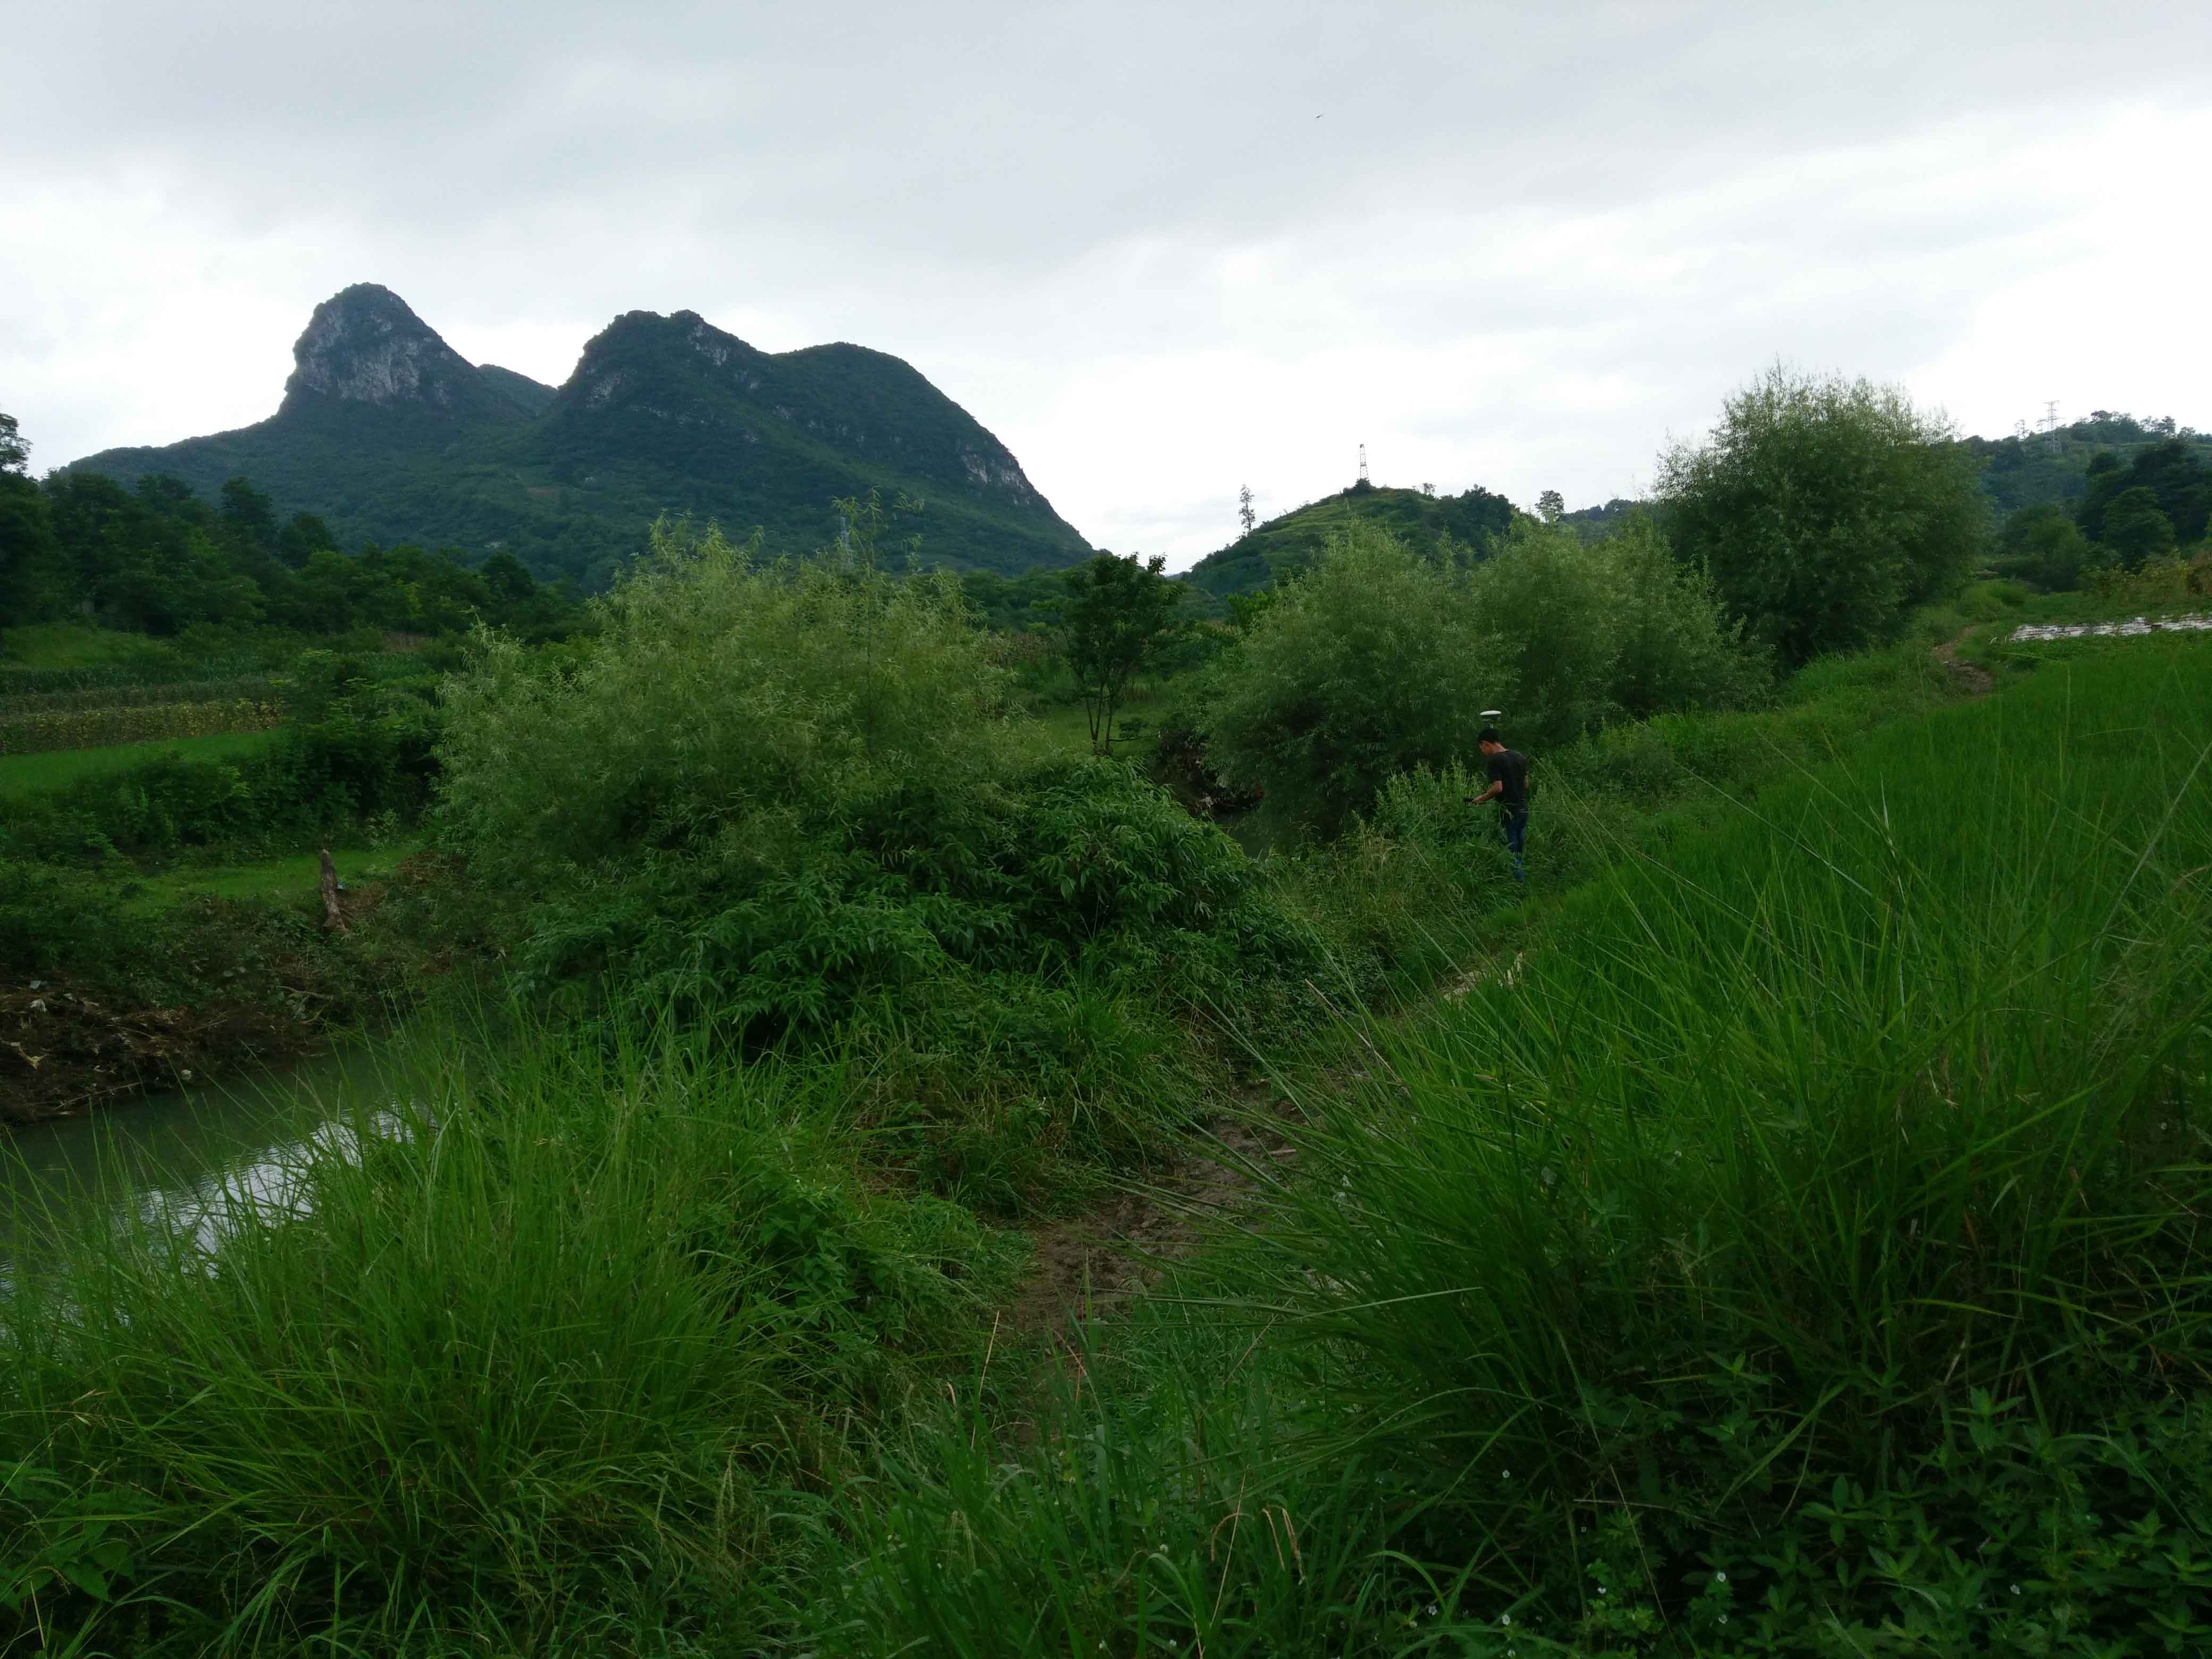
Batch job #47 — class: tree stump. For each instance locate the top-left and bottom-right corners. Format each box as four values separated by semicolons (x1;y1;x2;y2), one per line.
319;849;348;933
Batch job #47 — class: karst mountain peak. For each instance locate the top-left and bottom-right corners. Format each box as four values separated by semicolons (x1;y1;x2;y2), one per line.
66;284;1087;586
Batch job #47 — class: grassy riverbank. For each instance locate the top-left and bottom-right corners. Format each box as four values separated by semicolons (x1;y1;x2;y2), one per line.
7;625;2207;1653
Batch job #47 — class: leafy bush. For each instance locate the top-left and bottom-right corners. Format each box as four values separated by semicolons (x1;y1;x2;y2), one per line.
1995;501;2092;590
0;859;160;981
437;518;1017;888
1195;521;1502;834
1658;366;1988;666
1470;515;1768;745
438;523;1325;1203
1195;517;1764;836
2082;550;2212;607
0;706;436;864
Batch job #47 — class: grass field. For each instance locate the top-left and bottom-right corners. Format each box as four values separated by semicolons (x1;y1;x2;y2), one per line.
0;730;284;798
0;624;167;672
122;840;425;911
6;627;2211;1654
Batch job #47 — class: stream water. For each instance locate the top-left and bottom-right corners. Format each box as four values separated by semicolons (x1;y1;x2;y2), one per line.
0;1045;401;1275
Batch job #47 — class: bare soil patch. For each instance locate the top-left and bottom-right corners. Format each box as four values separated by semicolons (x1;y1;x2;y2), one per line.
1006;1097;1292;1342
1934;626;1994;696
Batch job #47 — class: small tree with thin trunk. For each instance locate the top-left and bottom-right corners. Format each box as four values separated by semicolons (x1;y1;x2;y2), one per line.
1060;551;1187;756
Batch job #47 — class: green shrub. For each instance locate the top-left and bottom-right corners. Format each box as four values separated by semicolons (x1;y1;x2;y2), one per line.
437;524;1325;1205
0;859;158;981
1196;518;1764;838
1195;521;1503;835
1470;516;1767;746
436;519;1017;887
1658;367;1989;666
0;707;435;865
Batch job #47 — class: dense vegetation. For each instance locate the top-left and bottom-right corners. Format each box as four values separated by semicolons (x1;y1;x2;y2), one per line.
1192;515;1763;833
1962;408;2212;517
63;284;1092;590
1;413;581;644
4;363;2212;1655
1990;430;2212;592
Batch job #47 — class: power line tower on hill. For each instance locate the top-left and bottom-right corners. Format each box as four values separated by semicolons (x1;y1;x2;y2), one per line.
1358;443;1369;485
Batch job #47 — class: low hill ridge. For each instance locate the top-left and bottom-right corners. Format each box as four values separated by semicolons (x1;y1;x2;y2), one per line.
1183;481;1522;600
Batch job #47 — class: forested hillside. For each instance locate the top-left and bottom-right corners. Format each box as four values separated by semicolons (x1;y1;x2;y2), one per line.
1962;409;2212;516
63;285;1091;589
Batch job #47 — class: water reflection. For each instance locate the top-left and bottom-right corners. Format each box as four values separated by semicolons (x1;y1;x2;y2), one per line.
0;1046;408;1278
131;1108;415;1264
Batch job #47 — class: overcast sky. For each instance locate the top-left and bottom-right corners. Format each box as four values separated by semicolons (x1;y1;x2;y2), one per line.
5;2;2209;568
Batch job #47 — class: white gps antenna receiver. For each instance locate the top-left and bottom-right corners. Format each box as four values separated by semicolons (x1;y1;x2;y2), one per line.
1480;710;1503;722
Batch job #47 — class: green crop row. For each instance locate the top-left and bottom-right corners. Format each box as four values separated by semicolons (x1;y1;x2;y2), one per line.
0;698;286;757
0;676;286;720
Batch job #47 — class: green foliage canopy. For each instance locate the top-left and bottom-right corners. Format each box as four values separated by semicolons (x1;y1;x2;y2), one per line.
2077;438;2210;560
6;410;581;642
437;515;1015;891
1658;367;1987;666
1471;515;1767;744
1197;516;1765;835
1196;522;1503;834
1995;501;2091;590
2100;485;2180;566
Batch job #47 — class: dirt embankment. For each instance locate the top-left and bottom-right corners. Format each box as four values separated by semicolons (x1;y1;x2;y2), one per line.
0;982;322;1125
0;870;417;1127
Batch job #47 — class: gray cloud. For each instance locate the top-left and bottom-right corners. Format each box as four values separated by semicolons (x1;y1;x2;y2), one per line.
5;1;2209;564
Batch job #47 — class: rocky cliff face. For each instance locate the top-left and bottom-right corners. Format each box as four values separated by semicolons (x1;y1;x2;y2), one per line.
280;284;521;422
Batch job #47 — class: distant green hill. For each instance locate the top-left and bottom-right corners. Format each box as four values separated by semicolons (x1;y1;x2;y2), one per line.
64;285;1090;589
1959;412;2212;518
1180;481;1521;601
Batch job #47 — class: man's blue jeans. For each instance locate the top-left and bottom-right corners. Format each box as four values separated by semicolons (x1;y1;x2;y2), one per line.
1502;806;1528;886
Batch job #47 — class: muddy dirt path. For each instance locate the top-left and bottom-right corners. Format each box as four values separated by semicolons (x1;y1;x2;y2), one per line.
1934;625;1994;696
1004;1095;1294;1342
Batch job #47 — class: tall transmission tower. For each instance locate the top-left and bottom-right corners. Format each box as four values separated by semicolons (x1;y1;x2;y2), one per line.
1358;443;1369;485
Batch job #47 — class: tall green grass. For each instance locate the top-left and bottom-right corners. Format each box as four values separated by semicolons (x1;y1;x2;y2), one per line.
11;637;2211;1654
817;641;2212;1654
0;1018;1019;1654
1237;641;2212;1644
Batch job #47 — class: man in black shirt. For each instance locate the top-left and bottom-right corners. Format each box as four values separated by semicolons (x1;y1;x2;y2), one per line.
1470;726;1529;887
